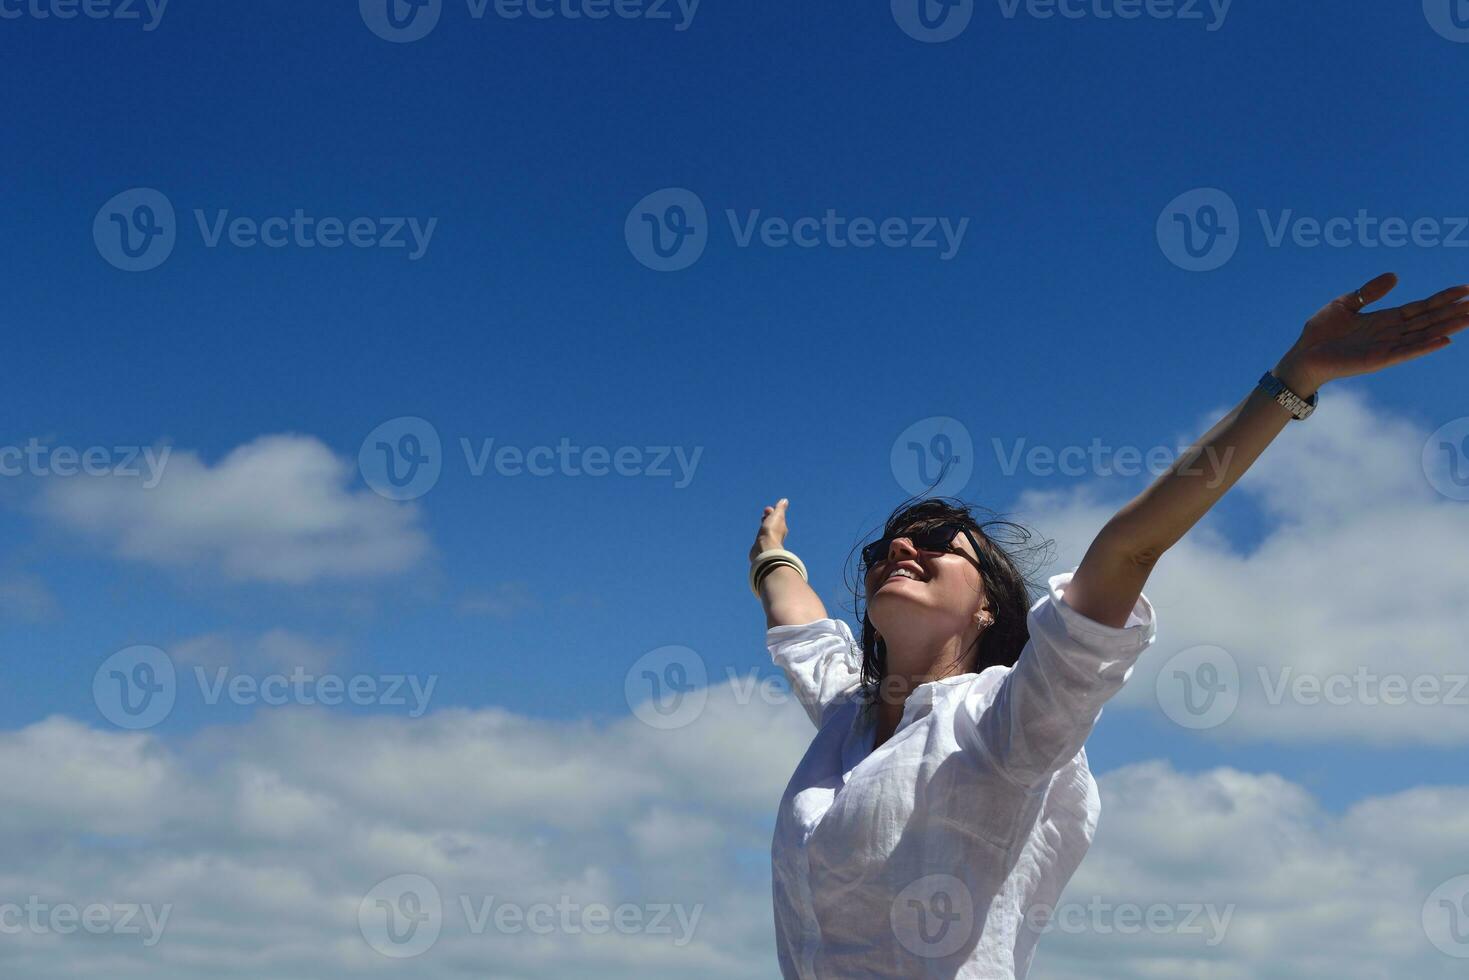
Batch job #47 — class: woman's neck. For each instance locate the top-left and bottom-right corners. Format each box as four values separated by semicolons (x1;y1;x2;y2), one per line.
869;657;973;750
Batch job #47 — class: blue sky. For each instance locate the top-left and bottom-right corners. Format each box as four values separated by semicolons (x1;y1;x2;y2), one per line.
5;2;1469;977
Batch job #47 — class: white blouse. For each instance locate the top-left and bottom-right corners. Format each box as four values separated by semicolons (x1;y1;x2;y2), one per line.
766;567;1158;979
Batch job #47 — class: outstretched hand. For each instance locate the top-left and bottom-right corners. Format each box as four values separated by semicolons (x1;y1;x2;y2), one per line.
1289;273;1469;389
750;498;790;562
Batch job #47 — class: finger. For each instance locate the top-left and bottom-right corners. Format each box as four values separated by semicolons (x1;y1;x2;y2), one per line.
1412;316;1469;346
1385;334;1453;360
1397;283;1469;323
1402;303;1469;337
1345;272;1399;311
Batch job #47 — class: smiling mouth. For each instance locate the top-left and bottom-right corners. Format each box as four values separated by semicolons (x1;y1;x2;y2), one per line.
880;565;927;587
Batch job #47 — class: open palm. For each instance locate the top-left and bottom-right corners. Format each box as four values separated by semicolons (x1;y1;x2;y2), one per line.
1293;273;1469;388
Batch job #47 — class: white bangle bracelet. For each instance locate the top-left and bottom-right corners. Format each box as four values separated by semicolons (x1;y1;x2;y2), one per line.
750;548;808;596
753;559;801;594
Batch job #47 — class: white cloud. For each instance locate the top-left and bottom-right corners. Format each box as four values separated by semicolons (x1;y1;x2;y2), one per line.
173;629;342;674
1;694;1467;978
1010;382;1469;744
0;716;184;836
8;386;1469;977
0;686;810;979
39;434;430;584
1038;759;1469;979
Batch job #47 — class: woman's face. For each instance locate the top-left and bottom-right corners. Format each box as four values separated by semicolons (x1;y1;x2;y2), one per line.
863;526;988;638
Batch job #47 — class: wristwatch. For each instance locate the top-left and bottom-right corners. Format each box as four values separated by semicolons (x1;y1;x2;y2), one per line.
1258;370;1318;421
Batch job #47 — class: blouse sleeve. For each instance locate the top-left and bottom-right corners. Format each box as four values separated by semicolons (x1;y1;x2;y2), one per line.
956;566;1158;786
766;618;864;729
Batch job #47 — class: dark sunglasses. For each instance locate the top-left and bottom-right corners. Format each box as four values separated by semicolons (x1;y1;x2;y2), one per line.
860;522;981;572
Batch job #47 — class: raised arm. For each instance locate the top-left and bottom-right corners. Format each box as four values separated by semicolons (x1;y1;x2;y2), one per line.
751;498;828;628
752;500;864;728
1064;272;1469;628
964;276;1468;784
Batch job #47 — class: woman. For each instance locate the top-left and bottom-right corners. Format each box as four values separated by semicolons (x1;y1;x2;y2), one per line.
747;272;1469;979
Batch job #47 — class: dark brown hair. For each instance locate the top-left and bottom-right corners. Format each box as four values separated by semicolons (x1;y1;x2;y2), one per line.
846;496;1053;701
